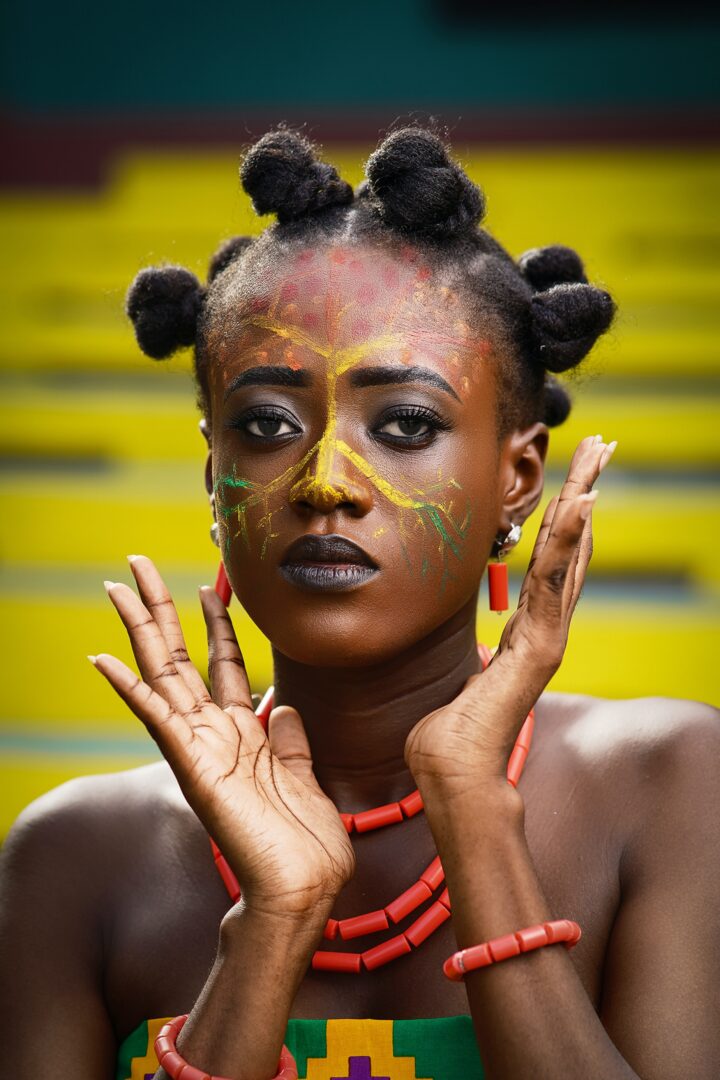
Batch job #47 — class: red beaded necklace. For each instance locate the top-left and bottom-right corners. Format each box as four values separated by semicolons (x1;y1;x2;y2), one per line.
210;644;535;973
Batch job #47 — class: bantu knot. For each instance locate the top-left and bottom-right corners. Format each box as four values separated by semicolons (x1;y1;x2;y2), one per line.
365;128;485;239
240;129;354;223
519;245;587;290
542;376;572;428
530;283;616;373
125;266;204;360
207;236;253;283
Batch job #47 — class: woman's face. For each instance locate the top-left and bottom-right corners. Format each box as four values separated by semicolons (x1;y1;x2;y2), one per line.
206;243;525;667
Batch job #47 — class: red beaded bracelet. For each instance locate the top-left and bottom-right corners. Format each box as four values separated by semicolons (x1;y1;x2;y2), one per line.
443;918;581;981
155;1014;298;1080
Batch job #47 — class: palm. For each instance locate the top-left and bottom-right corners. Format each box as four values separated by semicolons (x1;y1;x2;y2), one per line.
406;435;614;785
93;558;354;912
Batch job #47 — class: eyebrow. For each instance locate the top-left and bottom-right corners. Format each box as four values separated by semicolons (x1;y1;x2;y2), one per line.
349;365;461;402
224;365;311;400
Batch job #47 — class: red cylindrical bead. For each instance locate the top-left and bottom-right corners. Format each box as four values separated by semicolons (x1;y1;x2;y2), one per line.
516;924;547;952
214;563;232;607
311;951;362;973
158;1050;186;1075
399;789;423;818
488;933;522;963
155;1035;174;1057
353;803;404;832
438;887;451;910
488;560;508;612
404;900;451;947
362;933;412;971
215;856;240;903
516;712;535;751
338;909;389;940
506;744;528;788
340;813;354;834
385;880;432;925
323;918;339;940
419;855;444;892
443;942;492;980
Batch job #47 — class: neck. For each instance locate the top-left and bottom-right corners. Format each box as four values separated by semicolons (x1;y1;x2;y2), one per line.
271;595;482;811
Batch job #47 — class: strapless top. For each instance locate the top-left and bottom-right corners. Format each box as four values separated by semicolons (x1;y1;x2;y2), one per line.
116;1015;484;1079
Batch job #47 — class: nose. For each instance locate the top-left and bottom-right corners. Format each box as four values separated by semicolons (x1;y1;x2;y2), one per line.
289;438;373;517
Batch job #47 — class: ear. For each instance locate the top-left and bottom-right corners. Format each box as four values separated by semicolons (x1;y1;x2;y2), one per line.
199;418;214;500
496;422;548;534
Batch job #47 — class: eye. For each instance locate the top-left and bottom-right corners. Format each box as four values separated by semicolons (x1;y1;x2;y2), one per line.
246;416;296;438
229;407;301;440
374;406;451;446
380;416;433;438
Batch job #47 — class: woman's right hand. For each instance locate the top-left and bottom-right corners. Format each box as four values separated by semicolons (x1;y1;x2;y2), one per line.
91;555;355;919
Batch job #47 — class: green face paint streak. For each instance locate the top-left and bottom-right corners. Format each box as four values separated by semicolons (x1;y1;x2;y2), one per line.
221;292;473;586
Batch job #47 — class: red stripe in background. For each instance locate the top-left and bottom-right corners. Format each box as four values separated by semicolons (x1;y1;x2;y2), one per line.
2;108;718;188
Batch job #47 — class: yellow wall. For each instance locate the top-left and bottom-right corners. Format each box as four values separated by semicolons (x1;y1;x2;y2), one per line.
1;147;719;837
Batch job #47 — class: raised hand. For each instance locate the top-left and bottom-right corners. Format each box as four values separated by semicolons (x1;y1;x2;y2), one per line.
90;556;354;916
405;434;616;793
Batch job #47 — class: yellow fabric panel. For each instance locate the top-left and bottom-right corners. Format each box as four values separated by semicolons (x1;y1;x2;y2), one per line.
306;1019;427;1080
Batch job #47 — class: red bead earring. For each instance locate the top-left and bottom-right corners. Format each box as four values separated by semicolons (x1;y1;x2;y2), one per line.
215;563;232;606
210;521;233;606
488;523;521;613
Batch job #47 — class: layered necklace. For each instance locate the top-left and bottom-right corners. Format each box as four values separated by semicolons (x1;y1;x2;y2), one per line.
210;643;535;973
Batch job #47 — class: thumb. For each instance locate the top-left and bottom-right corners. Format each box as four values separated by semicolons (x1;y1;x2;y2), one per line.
267;705;319;789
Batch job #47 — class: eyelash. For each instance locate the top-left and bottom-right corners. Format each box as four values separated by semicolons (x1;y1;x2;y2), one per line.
230;404;452;446
373;405;452;446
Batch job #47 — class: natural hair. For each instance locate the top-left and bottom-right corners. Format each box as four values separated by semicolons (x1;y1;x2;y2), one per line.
126;126;615;436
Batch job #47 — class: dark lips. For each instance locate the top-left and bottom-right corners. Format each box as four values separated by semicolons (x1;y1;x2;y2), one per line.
279;534;379;592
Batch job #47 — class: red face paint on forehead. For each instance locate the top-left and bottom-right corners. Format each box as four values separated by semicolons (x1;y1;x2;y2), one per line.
216;244;493;401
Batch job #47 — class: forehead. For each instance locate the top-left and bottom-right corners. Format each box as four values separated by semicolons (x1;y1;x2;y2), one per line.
210;243;494;396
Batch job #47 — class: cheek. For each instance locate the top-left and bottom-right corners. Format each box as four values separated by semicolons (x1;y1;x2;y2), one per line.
212;446;300;561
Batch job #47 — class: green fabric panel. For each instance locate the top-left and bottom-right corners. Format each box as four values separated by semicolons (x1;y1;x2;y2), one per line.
393;1016;484;1080
116;1014;485;1079
115;1018;149;1080
285;1017;328;1078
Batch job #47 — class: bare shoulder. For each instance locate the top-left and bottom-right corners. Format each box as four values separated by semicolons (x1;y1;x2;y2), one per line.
539;688;719;761
1;760;185;895
535;689;720;839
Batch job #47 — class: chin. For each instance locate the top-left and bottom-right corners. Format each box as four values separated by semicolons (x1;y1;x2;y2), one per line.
248;592;470;672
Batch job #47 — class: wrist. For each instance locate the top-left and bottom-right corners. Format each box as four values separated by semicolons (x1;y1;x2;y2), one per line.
220;895;333;947
420;776;525;841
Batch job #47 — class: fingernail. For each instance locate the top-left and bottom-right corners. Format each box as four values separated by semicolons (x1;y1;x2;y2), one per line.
599;440;618;471
127;554;140;563
87;654;97;665
103;580;115;593
579;491;599;521
594;433;603;443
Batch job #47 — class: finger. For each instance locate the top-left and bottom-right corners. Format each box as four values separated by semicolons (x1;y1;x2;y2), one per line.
528;489;598;627
564;494;595;613
89;653;191;760
105;581;198;714
267;705;320;789
558;434;610;504
128;555;209;703
199;586;253;712
515;495;559;612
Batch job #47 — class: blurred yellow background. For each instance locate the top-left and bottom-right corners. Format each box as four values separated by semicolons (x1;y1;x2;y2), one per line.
1;145;719;838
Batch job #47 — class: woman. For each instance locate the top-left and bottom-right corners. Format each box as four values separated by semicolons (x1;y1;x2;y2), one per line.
1;127;718;1080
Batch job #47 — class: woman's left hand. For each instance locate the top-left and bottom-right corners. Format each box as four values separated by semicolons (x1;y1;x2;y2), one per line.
404;434;616;795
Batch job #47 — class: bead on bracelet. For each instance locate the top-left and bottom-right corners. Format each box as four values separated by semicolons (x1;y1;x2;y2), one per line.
154;1014;298;1080
443;919;582;981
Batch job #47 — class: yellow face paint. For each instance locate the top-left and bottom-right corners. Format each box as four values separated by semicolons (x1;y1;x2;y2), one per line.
216;261;477;591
